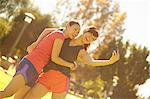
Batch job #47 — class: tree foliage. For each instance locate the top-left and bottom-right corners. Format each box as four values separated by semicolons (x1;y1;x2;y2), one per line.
0;17;10;40
1;8;54;57
54;0;149;98
0;0;30;19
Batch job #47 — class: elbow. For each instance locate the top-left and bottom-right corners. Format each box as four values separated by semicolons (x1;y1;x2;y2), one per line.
90;63;96;67
51;56;59;63
87;61;94;66
88;61;101;67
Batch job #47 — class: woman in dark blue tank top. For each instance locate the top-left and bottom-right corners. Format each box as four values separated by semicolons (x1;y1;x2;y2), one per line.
24;26;120;99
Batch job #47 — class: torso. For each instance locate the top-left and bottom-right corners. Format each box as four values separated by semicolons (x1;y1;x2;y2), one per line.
25;31;65;74
43;38;84;77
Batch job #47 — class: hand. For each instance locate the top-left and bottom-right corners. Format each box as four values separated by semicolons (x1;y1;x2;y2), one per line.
70;62;78;71
27;42;38;53
109;49;120;64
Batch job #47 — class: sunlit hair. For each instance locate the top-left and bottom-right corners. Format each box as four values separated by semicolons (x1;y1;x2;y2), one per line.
83;26;98;37
67;21;80;26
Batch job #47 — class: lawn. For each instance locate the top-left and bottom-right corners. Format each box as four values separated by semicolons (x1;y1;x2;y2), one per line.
0;68;82;99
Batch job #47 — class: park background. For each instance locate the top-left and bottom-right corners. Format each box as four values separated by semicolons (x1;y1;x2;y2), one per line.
0;0;150;99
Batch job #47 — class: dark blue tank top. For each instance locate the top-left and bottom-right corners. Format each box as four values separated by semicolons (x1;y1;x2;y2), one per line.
43;38;83;77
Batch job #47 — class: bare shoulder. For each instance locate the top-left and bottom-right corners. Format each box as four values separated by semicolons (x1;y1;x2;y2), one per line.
78;49;87;57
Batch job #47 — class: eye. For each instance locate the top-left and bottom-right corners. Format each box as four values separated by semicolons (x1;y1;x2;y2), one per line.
74;28;77;32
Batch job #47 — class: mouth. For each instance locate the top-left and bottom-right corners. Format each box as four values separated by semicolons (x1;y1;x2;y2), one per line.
72;35;75;38
73;33;77;38
72;35;75;39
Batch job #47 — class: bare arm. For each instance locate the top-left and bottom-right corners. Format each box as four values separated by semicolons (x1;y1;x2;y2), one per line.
35;28;57;44
27;28;56;53
77;49;119;67
51;38;75;69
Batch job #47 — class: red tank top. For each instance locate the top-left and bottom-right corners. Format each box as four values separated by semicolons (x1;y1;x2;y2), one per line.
25;31;65;74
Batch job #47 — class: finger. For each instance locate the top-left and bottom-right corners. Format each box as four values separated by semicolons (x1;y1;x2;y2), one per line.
114;50;117;55
116;50;120;57
117;53;120;60
117;49;119;53
112;51;115;56
112;51;116;57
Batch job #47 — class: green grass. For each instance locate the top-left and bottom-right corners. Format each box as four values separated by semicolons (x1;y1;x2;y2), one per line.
0;69;82;99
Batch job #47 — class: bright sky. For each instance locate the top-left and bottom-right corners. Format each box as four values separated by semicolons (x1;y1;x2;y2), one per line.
136;78;150;98
32;0;150;50
117;0;150;50
32;0;57;14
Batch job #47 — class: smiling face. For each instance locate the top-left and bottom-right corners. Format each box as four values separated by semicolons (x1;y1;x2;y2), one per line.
82;32;97;44
68;24;80;39
81;26;98;44
66;21;80;39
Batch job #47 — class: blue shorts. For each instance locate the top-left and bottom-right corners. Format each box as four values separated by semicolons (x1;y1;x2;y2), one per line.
14;58;38;87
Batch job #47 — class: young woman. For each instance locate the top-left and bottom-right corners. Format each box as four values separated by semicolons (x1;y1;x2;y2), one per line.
0;21;80;99
24;27;120;99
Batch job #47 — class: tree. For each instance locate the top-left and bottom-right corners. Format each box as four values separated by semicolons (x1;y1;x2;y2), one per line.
0;17;11;40
1;8;54;57
54;0;126;57
0;0;30;19
93;38;150;99
0;17;11;53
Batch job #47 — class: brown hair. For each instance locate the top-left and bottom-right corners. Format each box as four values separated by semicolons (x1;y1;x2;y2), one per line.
83;26;98;37
68;21;80;26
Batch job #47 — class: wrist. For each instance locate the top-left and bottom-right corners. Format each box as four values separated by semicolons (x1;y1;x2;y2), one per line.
109;60;113;64
69;63;75;68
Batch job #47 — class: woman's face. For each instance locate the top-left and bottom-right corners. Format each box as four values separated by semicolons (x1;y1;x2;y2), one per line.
67;24;80;39
82;32;97;44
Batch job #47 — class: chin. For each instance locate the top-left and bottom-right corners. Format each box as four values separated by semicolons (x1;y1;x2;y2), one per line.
69;36;73;39
84;41;90;44
71;36;74;39
84;41;88;44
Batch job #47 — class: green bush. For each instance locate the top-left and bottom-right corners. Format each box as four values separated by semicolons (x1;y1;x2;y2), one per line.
0;18;10;40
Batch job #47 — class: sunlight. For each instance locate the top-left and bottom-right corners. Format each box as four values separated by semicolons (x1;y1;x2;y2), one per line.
32;0;57;14
32;0;150;50
116;0;150;50
136;78;150;98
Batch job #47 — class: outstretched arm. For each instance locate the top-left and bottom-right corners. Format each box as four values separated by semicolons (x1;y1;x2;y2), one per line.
77;49;120;67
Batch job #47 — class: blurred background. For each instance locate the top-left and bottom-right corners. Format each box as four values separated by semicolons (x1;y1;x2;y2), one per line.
0;0;150;99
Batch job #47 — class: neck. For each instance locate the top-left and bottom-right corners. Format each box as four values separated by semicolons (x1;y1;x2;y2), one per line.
63;29;69;38
71;36;84;46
